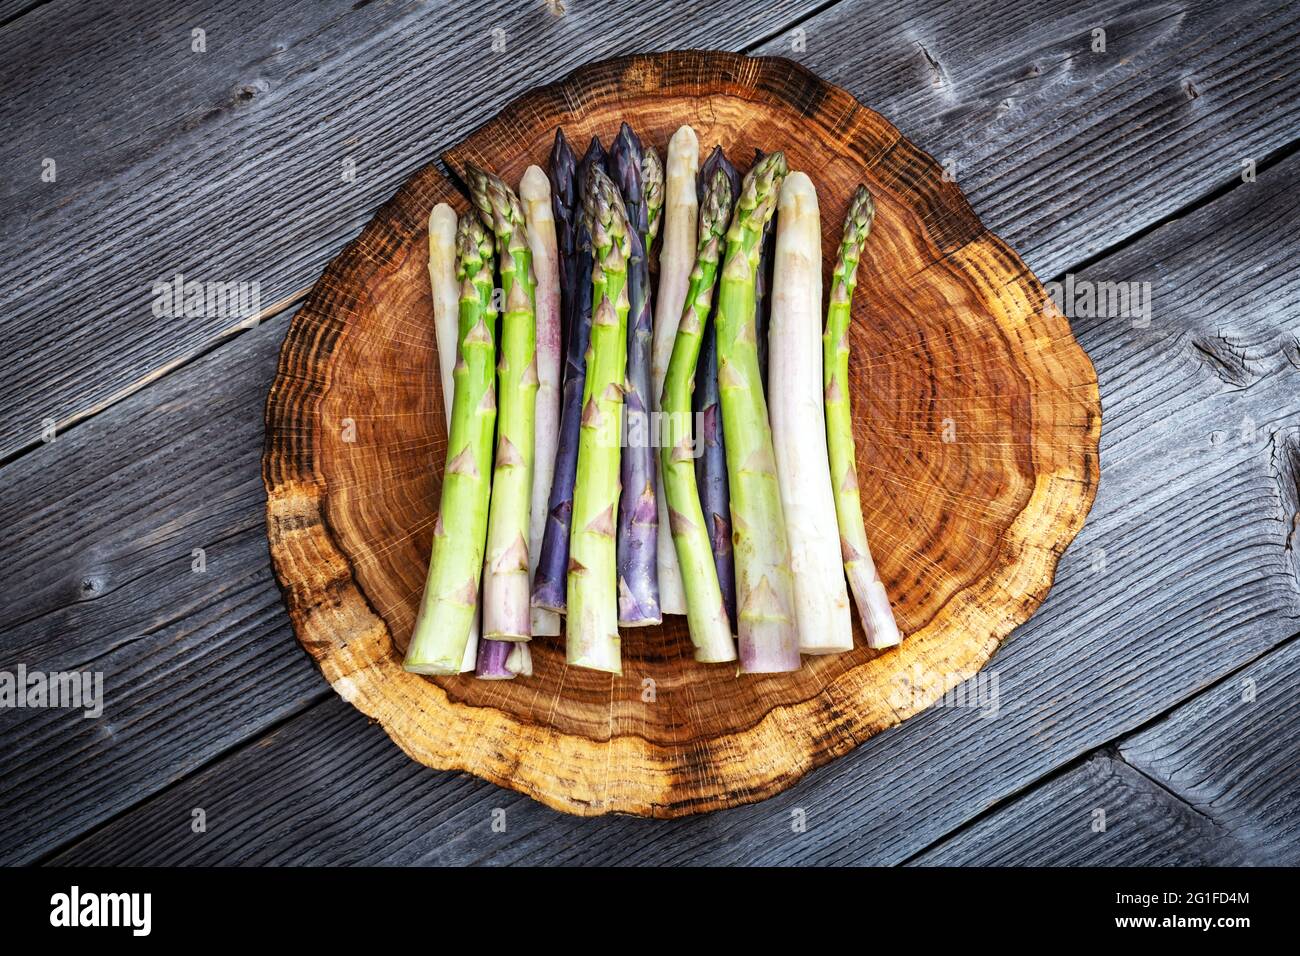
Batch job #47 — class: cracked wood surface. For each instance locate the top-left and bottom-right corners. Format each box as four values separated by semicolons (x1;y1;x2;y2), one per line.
1;0;1298;863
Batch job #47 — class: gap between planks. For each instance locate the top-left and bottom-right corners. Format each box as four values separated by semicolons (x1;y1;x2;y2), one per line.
897;628;1300;865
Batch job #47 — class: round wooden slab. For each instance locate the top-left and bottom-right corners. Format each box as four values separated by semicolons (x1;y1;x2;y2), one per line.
263;51;1100;817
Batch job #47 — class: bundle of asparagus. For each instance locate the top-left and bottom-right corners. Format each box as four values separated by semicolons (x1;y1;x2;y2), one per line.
407;125;905;685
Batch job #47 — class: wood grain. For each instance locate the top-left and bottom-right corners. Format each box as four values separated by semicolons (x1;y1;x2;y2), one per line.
264;51;1100;816
4;0;1297;862
1120;638;1300;864
3;0;1296;462
0;0;825;459
758;0;1300;277
0;311;326;866
54;135;1300;866
910;752;1251;865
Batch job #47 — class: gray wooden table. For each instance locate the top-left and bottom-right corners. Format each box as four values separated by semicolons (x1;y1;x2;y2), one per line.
1;0;1297;866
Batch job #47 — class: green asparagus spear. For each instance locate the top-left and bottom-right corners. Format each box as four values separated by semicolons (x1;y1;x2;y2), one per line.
405;215;498;674
715;151;800;674
466;165;539;642
660;169;736;663
566;167;631;673
825;186;902;649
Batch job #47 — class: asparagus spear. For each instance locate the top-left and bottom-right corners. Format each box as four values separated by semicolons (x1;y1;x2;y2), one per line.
532;136;605;614
520;165;563;638
650;126;699;617
405;215;498;674
610;124;662;626
770;172;854;654
694;147;742;628
549;130;580;402
716;151;800;674
825;186;902;649
427;204;480;672
752;149;778;391
566;166;631;673
467;165;538;643
660;167;736;662
476;638;534;679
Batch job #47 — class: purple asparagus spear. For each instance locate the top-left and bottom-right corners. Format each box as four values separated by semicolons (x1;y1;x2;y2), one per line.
752;148;778;390
694;146;742;626
475;638;514;679
610;123;662;626
531;135;606;613
550;129;579;382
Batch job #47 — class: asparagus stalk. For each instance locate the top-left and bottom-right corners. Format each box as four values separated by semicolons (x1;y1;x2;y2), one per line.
660;167;736;662
549;130;580;403
611;124;662;626
532;137;605;614
752;149;777;391
520;165;563;638
825;186;902;649
476;638;534;679
405;215;498;674
650;126;699;617
566;166;631;673
716;151;800;674
467;165;538;643
427;204;480;672
770;172;854;654
506;642;533;677
694;147;742;628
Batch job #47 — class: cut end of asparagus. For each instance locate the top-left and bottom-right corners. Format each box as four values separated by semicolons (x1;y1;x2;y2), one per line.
506;642;533;676
531;606;561;637
475;639;516;679
737;617;802;674
403;658;463;676
855;575;903;649
566;641;623;675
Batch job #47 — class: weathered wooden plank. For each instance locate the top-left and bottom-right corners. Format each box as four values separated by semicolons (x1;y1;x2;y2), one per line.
0;0;825;459
0;0;42;28
48;150;1300;864
910;753;1251;865
1119;638;1300;864
756;0;1300;278
0;310;329;865
4;1;1298;465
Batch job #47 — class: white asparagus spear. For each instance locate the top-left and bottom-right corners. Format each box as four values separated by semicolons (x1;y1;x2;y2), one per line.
506;642;533;677
520;166;563;637
429;202;479;672
769;173;854;654
649;126;698;616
